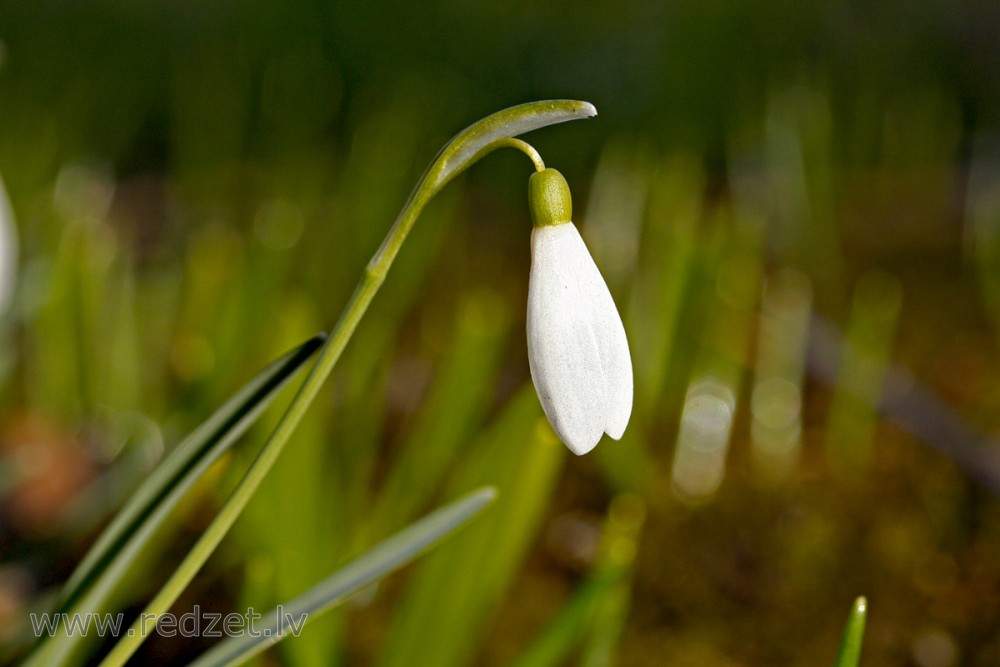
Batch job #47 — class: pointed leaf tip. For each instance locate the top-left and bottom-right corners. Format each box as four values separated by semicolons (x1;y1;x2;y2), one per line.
432;100;598;191
833;595;868;667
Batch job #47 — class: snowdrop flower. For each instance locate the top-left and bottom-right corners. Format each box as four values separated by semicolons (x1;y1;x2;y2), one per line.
526;168;633;455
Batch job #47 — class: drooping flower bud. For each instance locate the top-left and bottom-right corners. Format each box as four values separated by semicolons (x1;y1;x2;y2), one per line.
525;169;633;455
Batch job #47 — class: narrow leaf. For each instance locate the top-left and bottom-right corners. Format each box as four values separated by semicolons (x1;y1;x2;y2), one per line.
24;335;325;665
579;494;645;667
834;596;868;667
512;570;619;667
369;291;510;535
188;487;497;667
378;387;565;667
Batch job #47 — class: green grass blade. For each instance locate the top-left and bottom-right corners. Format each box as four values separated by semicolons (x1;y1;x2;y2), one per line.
62;333;325;610
378;386;564;667
825;271;902;471
369;292;509;536
833;596;868;667
23;334;325;665
511;573;616;667
514;494;645;667
579;495;645;667
188;487;497;667
236;305;341;667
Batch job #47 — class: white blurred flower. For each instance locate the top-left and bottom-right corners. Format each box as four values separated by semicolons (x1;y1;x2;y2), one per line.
0;174;17;315
526;168;633;455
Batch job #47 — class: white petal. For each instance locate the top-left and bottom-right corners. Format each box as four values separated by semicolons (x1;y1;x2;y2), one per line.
574;232;633;439
527;224;606;454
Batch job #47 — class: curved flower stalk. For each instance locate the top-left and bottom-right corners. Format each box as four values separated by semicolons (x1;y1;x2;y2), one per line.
526;168;633;454
90;101;599;667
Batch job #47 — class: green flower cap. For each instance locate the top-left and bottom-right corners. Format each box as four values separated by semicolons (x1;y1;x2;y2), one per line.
528;168;572;227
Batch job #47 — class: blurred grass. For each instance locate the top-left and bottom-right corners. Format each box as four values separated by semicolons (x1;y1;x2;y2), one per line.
1;1;1000;665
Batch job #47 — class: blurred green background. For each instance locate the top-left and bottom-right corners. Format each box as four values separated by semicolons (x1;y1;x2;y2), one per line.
2;0;1000;665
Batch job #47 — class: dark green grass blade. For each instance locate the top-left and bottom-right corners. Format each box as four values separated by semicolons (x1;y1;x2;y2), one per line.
24;335;324;664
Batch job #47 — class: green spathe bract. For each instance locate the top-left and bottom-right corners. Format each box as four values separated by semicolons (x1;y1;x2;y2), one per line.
22;101;596;667
371;101;595;270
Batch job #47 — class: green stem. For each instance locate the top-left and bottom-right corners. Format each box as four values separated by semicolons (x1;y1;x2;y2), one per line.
96;99;595;667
